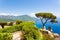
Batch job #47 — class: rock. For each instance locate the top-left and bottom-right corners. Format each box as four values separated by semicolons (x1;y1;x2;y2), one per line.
54;37;60;40
13;31;21;40
53;33;59;38
40;29;54;38
48;30;54;38
40;29;60;38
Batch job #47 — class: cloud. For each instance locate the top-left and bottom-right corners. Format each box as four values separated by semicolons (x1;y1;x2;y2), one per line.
0;13;21;16
53;13;60;17
0;13;36;17
27;13;36;17
0;13;9;15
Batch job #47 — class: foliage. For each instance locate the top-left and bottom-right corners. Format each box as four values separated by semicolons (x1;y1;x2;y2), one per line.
19;22;43;40
0;22;43;40
50;19;58;23
0;22;34;33
8;22;13;26
0;33;12;40
35;13;56;19
0;21;55;40
0;22;7;28
16;20;23;24
0;24;22;33
35;12;57;28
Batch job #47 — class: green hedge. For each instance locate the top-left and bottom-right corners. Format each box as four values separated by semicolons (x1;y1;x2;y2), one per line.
20;22;43;40
0;22;34;33
0;24;22;33
0;22;43;40
0;33;12;40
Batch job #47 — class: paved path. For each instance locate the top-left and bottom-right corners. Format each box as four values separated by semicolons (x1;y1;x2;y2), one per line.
13;31;21;40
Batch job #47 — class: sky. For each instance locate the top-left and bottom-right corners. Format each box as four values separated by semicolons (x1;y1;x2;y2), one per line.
0;0;60;17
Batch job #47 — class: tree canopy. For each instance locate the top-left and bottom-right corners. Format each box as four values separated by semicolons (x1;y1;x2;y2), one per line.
35;12;56;19
35;12;58;28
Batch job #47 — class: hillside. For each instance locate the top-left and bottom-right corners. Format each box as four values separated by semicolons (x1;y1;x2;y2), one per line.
0;15;36;22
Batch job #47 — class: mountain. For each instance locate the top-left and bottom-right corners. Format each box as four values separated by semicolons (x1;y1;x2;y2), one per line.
16;15;36;21
0;15;36;22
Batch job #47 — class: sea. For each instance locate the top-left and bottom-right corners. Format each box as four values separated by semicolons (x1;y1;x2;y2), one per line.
35;19;60;34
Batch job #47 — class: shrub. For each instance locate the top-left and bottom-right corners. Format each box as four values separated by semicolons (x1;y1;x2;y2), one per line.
20;22;43;40
16;20;23;24
0;22;43;40
0;33;12;40
1;25;22;33
0;22;35;33
8;22;13;26
0;22;7;28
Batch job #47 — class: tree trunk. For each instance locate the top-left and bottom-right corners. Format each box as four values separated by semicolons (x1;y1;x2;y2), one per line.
42;24;46;30
42;24;45;28
2;25;4;28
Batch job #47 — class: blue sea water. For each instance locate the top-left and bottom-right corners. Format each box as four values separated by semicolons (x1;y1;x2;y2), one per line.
35;19;60;34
